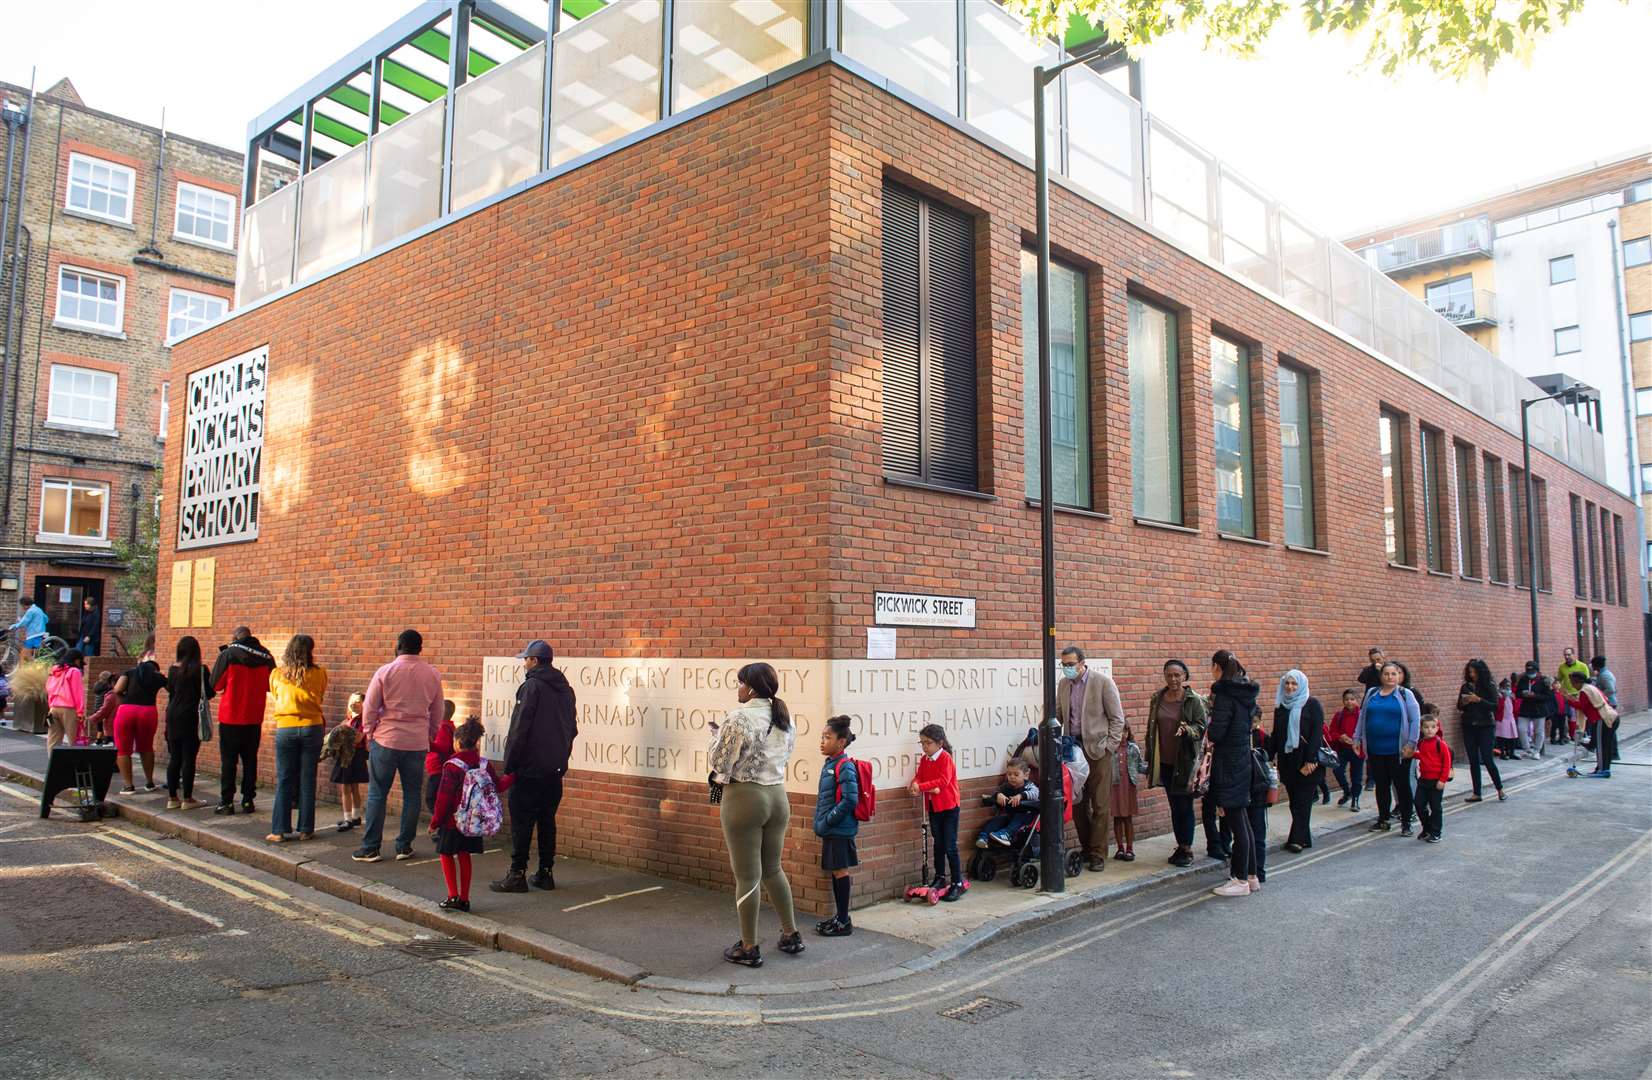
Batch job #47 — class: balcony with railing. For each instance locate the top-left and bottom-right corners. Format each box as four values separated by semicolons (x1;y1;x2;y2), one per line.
230;0;1606;485
1427;287;1497;329
1358;217;1494;274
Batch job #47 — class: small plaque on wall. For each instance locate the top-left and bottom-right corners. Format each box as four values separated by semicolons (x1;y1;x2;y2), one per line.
191;559;216;627
169;562;192;629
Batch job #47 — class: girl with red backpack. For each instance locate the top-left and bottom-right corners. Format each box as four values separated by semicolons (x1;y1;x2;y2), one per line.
429;717;511;912
814;715;862;937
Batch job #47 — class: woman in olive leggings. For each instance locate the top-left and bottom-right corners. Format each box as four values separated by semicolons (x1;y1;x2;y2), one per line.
708;662;802;968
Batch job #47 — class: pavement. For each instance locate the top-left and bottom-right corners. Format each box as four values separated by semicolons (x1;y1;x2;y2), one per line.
0;717;1641;996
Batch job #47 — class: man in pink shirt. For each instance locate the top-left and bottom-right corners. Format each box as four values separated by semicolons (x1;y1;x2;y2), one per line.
353;629;445;863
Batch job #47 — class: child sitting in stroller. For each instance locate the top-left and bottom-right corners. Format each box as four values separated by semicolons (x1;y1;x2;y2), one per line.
975;758;1040;849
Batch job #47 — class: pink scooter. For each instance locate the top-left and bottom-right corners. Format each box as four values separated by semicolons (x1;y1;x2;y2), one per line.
903;819;970;904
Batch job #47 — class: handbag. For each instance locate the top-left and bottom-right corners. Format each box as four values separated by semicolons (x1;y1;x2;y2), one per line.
707;773;724;805
197;667;214;742
1190;740;1212;797
1316;744;1339;770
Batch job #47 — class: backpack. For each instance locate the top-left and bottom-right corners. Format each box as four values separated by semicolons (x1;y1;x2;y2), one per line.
451;757;503;837
834;757;876;822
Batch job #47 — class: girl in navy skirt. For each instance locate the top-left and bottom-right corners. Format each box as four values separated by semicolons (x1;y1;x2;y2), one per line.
428;717;510;911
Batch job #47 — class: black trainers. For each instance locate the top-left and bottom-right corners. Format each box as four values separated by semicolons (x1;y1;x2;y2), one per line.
1425;833;1441;844
778;931;805;955
723;942;762;967
817;918;853;937
1369;819;1391;832
941;882;964;902
351;848;383;863
214;803;235;816
336;819;355;833
528;868;555;890
489;870;528;893
394;848;415;861
438;896;470;911
1399;823;1414;837
242;801;256;815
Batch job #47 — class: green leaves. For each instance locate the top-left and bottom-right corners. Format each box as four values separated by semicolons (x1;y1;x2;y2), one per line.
1005;0;1611;78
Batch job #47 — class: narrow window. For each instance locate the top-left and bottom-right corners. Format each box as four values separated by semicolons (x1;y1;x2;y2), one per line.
1210;336;1253;536
1510;465;1530;587
158;382;170;441
1379;409;1409;565
1591;609;1604;660
1020;251;1089;507
1484;453;1507;581
1533;477;1552;590
1453;441;1479;577
881;183;977;491
1279;362;1316;548
1575;608;1588;658
1419;426;1446;572
1614;515;1628;606
1601;507;1616;605
1571;495;1587;597
1585;499;1600;600
1129;297;1182;523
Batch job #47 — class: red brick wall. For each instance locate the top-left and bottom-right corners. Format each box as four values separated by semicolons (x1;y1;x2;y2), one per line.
161;63;1644;913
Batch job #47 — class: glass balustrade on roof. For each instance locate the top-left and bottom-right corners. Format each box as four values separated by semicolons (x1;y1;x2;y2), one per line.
232;0;1604;483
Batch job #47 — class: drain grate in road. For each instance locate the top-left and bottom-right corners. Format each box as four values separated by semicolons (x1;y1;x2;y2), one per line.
396;936;479;961
939;996;1021;1024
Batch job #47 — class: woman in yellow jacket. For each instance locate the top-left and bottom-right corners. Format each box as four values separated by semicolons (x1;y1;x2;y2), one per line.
266;634;328;842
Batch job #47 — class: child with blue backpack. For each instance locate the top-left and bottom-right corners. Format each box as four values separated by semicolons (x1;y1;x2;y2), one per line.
814;715;861;937
429;716;510;912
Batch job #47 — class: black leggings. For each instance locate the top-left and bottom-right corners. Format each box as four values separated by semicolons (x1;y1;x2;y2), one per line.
930;807;961;883
166;736;200;799
1224;803;1254;880
1368;754;1413;824
1463;726;1502;796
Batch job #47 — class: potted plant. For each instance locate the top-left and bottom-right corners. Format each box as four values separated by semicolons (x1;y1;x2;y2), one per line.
9;658;51;734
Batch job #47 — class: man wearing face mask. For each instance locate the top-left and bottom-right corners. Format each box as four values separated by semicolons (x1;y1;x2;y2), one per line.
1056;646;1126;872
1144;660;1208;868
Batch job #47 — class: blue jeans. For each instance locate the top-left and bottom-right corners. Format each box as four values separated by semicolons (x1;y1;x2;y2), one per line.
271;726;324;835
362;745;425;854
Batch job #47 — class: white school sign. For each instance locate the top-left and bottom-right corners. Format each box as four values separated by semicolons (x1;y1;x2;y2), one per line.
481;657;1108;794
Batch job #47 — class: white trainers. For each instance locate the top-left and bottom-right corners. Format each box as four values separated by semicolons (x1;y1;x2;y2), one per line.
1213;879;1251;897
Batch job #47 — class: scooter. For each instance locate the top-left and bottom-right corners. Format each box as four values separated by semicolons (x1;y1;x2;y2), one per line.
903;818;970;904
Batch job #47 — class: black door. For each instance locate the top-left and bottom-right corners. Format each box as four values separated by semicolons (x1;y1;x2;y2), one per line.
34;577;104;646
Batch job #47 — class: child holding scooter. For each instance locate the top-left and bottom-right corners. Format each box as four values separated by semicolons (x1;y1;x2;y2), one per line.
908;723;966;902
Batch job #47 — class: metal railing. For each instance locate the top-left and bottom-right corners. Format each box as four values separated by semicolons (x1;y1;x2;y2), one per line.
232;0;1606;483
1358;217;1493;273
1428;288;1498;326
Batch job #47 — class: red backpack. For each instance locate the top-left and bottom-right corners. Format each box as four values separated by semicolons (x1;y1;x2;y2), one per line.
834;756;876;822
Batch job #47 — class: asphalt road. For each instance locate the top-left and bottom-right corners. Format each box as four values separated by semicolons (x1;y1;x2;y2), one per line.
0;738;1647;1080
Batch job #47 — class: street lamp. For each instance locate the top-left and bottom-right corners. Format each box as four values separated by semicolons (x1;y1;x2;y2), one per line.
1519;384;1594;671
1032;41;1122;894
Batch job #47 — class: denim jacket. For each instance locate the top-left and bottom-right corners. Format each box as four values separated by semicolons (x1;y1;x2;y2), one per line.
814;752;860;838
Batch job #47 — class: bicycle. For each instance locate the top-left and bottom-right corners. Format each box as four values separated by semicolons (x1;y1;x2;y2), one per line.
0;629;71;676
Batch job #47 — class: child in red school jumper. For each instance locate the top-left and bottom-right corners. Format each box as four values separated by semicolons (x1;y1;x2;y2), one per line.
428;716;510;911
1324;688;1363;810
908;723;964;902
424;699;458;813
1413;713;1454;844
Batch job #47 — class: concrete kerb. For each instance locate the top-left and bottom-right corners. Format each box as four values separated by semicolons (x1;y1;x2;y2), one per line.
4;724;1640;997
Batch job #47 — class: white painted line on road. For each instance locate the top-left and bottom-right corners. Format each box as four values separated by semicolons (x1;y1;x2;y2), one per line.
562;886;664;912
0;783;39;802
0;928;249;969
94;865;228;928
1328;832;1652;1080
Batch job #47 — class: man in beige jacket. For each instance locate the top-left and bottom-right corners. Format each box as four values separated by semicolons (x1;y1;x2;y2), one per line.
1057;645;1126;871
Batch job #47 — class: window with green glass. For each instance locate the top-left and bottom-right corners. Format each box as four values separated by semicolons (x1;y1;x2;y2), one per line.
1020;251;1090;507
1129;298;1181;523
1210;336;1253;536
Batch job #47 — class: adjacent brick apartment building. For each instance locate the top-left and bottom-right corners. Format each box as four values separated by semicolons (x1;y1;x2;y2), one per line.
0;76;248;655
161;0;1644;911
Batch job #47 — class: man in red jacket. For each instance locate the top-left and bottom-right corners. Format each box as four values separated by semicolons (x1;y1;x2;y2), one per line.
210;626;275;814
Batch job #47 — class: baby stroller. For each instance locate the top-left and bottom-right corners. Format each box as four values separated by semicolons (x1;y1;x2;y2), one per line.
968;729;1083;889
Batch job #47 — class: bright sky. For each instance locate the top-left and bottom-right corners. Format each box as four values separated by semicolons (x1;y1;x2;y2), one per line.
2;0;1647;238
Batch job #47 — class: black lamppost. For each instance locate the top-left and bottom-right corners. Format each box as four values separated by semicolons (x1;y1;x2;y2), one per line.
1519;385;1594;671
1032;41;1120;893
